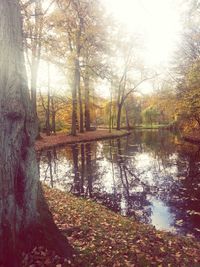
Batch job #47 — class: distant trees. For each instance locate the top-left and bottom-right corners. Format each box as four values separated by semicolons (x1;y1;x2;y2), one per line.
20;0;187;134
20;0;161;134
142;106;159;126
38;84;68;134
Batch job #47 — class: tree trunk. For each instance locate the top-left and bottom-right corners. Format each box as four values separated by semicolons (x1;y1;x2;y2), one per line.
46;62;51;136
52;111;56;134
71;58;78;136
0;1;72;266
109;83;113;133
117;103;122;130
125;104;130;130
84;67;91;131
71;21;81;136
78;69;84;133
51;95;56;134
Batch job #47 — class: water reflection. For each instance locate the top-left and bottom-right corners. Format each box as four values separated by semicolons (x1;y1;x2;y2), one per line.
38;130;200;239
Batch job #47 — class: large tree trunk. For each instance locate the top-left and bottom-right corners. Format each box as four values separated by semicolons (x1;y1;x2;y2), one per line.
0;1;72;266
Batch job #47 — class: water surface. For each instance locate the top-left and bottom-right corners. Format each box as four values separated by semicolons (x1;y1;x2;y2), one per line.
38;130;200;238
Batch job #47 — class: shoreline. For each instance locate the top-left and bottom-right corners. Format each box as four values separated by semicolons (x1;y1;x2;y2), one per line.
35;129;131;151
182;131;200;144
183;136;200;144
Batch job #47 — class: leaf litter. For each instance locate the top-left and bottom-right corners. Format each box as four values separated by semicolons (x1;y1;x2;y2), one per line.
23;185;200;266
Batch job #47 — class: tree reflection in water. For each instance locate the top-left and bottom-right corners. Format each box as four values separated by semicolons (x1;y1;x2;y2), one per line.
38;130;200;239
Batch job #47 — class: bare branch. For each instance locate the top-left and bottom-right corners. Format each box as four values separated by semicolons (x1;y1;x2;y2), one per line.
21;0;36;8
122;75;157;104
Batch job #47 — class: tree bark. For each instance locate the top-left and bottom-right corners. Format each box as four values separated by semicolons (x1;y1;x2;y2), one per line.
78;69;84;133
51;94;56;134
71;18;82;136
71;58;79;136
0;1;72;266
46;62;51;136
125;104;130;130
84;67;91;131
52;110;56;134
117;103;122;130
109;83;113;133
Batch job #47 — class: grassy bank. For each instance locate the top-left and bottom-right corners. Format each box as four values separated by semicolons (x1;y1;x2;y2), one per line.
35;129;130;151
40;186;200;267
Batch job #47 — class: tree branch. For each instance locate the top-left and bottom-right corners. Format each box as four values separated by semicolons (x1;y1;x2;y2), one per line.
121;75;157;104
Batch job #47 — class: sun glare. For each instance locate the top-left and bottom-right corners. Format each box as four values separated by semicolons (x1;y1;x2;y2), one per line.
37;0;182;96
102;0;181;67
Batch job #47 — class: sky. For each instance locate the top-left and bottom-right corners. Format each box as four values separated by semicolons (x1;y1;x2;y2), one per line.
102;0;182;68
96;0;183;96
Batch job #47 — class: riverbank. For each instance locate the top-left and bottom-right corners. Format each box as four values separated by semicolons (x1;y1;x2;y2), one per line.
35;129;130;151
33;185;200;266
135;125;168;129
183;130;200;144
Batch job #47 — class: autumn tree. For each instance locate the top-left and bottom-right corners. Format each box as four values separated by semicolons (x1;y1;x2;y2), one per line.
172;0;200;129
50;0;85;135
44;0;110;134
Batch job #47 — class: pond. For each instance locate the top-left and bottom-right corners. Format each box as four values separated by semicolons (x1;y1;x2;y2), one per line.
38;130;200;239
